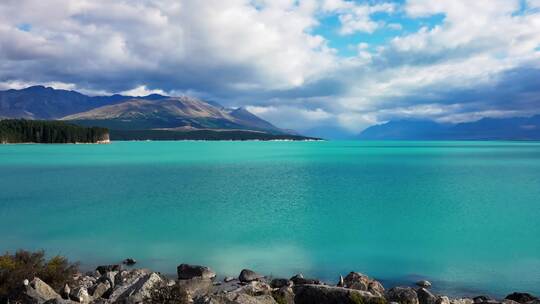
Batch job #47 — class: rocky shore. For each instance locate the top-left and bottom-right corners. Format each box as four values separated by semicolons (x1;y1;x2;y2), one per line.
10;262;539;304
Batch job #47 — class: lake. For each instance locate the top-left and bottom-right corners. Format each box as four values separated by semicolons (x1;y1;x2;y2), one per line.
1;141;539;297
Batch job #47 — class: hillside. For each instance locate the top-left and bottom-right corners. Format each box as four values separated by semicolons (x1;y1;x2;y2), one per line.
358;115;540;140
61;97;285;134
0;119;109;144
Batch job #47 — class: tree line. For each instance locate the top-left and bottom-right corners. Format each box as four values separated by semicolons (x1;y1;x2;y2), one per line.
0;119;109;143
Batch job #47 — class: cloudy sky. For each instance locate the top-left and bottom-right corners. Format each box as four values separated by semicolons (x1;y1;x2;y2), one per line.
1;0;539;137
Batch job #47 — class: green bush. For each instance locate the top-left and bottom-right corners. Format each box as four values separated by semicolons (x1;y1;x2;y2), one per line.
0;250;79;302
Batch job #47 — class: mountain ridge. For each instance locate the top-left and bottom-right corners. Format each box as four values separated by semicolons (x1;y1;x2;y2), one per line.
358;115;540;140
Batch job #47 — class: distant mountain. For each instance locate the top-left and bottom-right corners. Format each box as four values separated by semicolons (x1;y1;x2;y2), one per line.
61;96;285;134
0;86;308;140
358;115;540;140
0;86;166;119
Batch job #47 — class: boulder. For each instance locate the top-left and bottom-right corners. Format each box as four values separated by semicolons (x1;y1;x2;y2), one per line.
505;293;538;303
200;293;278;304
294;284;386;304
417;288;437;304
177;277;214;299
69;287;90;303
95;265;121;275
238;281;273;296
385;287;419;304
178;264;217;280
224;276;235;283
88;281;111;299
24;277;61;303
272;286;295;304
270;278;293;289
123;258;137;266
450;299;474;304
343;272;385;296
289;274;322;286
112;272;163;303
239;269;264;283
61;284;70;299
474;296;501;304
416;281;432;289
437;296;450;304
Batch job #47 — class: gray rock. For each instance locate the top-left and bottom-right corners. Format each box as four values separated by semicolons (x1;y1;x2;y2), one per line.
61;284;70;299
178;264;217;280
109;271;164;304
177;277;214;299
337;275;344;287
88;281;111;299
505;293;538;303
450;298;474;304
224;276;235;282
342;272;385;296
386;287;419;304
437;296;451;304
239;269;264;283
289;274;322;286
199;293;278;304
123;258;137;266
272;286;295;304
69;287;90;303
294;284;386;304
417;288;437;304
416;281;432;289
25;277;61;303
270;278;292;289
95;265;121;275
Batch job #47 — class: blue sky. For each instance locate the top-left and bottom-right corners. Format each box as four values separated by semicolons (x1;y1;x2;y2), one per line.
0;0;539;138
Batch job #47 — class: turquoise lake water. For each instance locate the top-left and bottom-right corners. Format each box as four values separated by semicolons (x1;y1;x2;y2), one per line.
1;141;539;296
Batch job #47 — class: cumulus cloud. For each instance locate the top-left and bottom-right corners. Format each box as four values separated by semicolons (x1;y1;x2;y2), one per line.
0;0;539;137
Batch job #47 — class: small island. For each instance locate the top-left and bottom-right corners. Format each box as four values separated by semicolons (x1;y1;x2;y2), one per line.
0;119;110;144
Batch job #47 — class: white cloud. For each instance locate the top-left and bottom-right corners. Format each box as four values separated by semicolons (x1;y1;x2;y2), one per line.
120;85;166;97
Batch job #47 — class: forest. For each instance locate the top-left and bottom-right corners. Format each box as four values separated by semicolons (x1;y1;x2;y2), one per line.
0;119;109;143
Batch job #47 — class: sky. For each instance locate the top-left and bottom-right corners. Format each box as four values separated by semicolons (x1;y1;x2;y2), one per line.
0;0;539;137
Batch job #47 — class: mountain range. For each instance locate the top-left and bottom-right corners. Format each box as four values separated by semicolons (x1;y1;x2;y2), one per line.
358;115;540;140
0;86;314;140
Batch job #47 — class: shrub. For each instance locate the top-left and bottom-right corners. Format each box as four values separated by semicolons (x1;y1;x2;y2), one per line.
0;250;79;302
148;283;190;304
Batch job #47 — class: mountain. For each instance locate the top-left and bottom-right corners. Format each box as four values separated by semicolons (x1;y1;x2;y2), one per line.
358;115;540;140
0;85;167;119
61;96;285;134
0;86;311;140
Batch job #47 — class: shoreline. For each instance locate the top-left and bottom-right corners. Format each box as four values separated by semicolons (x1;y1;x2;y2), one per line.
12;261;539;304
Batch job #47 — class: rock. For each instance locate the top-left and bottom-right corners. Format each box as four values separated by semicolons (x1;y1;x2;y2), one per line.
505;293;538;303
294;284;386;304
289;274;322;286
95;264;121;275
337;275;345;287
69;287;90;303
178;264;217;280
239;281;273;296
503;300;521;304
343;272;385;296
107;269;164;304
177;277;214;299
369;281;386;297
416;281;432;289
417;288;438;304
437;296;451;304
61;284;70;299
239;269;264;283
474;296;500;304
344;272;370;291
88;281;111;299
111;272;163;303
224;276;235;283
25;277;61;303
24;279;30;286
270;278;292;289
200;293;278;304
272;286;295;304
123;258;137;266
450;299;474;304
385;287;419;304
